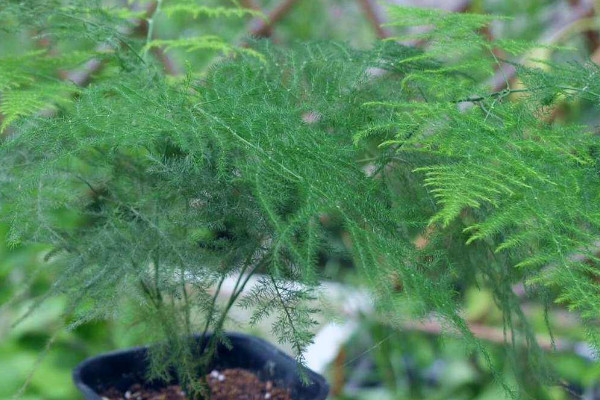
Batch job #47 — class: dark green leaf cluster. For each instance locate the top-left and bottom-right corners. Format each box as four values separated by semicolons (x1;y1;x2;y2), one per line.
1;32;427;391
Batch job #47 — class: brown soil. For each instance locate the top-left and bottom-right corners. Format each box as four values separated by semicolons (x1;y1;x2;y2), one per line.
100;368;293;400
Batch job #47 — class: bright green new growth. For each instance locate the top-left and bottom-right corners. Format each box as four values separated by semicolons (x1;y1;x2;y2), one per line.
2;2;600;399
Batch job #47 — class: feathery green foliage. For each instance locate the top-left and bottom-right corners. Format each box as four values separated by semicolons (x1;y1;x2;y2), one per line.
0;0;261;132
0;29;415;394
3;2;600;399
356;5;600;396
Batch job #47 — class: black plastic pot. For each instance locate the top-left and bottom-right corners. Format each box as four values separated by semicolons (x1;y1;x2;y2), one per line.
73;332;329;400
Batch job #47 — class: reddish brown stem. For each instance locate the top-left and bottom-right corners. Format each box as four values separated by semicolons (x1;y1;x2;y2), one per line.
357;0;391;39
402;319;571;352
250;0;301;38
240;0;262;11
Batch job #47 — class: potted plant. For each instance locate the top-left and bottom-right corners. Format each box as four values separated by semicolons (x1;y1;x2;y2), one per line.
3;1;600;399
73;332;329;399
0;0;410;395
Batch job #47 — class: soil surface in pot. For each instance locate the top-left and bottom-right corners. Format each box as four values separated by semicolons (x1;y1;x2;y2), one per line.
101;368;292;400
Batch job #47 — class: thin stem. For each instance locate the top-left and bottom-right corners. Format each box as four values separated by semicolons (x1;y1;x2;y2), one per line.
144;0;163;61
269;275;303;355
457;84;600;106
154;247;163;303
250;0;301;37
455;88;539;104
153;198;163;303
199;274;226;346
200;250;265;358
357;0;390;39
180;263;192;338
557;85;600;99
139;278;159;308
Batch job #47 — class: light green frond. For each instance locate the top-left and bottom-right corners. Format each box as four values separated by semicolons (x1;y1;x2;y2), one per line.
144;37;264;61
383;6;498;30
383;6;500;62
162;4;263;19
1;81;78;132
67;6;147;20
492;39;566;56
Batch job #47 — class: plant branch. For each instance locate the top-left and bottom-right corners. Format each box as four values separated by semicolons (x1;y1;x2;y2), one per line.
199;248;263;357
357;0;391;39
455;88;540;104
144;0;163;62
250;0;301;38
269;275;303;355
199;274;226;343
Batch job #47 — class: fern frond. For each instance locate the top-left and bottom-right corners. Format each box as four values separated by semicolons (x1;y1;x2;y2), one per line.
1;81;78;132
162;4;263;19
384;6;498;69
240;276;318;365
354;6;600;391
144;36;264;61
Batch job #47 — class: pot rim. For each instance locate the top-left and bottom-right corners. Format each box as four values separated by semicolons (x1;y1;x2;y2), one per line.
73;331;329;400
